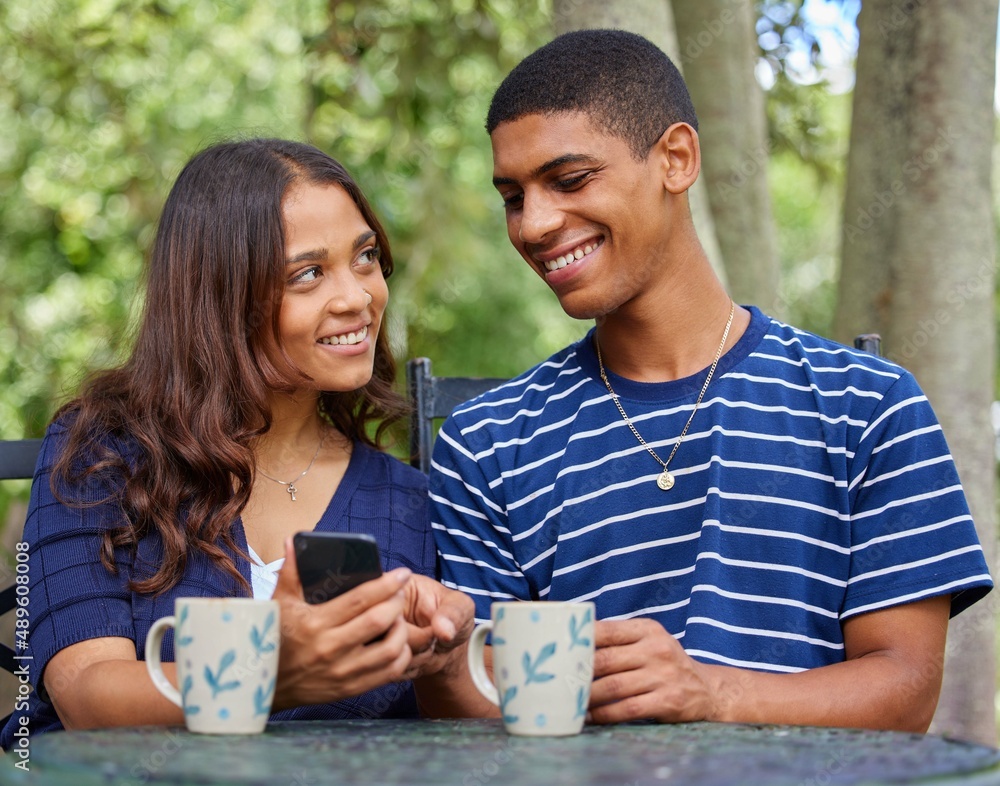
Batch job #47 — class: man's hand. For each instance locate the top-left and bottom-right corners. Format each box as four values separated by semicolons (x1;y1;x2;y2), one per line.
401;574;475;680
588;596;950;732
588;618;717;724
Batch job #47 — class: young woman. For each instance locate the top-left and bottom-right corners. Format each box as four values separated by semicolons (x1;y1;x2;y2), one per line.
0;139;473;744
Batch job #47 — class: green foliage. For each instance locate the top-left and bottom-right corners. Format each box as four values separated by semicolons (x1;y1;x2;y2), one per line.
0;0;315;443
302;0;585;377
756;0;856;338
770;90;851;337
0;0;589;524
0;0;585;451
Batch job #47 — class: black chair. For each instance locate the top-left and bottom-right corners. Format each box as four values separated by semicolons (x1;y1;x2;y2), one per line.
0;439;41;679
853;333;882;356
405;358;506;474
0;439;43;482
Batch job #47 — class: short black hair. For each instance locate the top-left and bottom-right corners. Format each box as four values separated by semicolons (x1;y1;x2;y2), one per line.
487;29;697;159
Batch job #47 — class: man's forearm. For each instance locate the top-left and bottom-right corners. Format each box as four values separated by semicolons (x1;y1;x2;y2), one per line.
705;649;941;732
413;643;499;719
705;597;950;732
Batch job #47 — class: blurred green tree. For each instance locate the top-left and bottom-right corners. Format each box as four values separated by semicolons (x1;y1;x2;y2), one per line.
302;0;586;380
0;0;314;441
0;0;593;525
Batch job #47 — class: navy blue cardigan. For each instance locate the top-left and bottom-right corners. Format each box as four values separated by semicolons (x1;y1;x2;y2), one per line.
1;424;435;748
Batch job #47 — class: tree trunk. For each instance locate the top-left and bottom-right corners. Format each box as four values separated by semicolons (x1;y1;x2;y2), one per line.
836;0;998;746
553;0;727;286
671;0;781;316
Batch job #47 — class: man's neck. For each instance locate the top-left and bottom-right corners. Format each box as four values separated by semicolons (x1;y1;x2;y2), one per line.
594;284;748;383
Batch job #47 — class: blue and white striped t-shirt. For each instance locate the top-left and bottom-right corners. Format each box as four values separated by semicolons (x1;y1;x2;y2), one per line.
430;308;992;674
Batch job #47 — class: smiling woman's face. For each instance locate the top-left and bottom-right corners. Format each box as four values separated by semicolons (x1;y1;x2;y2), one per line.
276;182;388;394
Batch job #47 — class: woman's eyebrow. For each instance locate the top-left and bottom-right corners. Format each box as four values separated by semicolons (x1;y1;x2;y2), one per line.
285;231;376;265
285;248;328;266
353;230;377;250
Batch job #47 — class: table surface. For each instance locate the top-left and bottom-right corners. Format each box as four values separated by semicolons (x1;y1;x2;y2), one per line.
3;719;1000;786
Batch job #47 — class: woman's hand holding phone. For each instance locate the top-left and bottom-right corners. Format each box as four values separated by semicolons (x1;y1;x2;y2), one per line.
268;535;413;711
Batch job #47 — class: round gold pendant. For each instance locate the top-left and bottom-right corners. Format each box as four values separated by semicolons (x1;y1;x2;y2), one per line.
656;470;675;491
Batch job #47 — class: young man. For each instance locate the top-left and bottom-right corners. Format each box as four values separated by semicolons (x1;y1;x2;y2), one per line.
430;29;992;730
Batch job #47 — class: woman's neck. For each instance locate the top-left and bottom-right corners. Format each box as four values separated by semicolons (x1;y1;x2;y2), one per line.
256;392;329;472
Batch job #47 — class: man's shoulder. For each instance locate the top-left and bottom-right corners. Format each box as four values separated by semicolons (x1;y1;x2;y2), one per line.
447;338;589;423
749;313;911;394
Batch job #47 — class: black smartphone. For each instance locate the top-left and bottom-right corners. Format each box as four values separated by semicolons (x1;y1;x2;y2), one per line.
293;532;383;605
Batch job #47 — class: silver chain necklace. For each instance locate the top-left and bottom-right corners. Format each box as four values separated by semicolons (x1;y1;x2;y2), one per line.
596;301;735;491
257;431;326;502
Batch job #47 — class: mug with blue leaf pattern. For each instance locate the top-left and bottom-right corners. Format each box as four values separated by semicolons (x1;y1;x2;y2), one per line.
146;598;280;734
468;601;595;736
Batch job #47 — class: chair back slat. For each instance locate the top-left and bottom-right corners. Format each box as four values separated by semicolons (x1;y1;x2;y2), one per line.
0;439;42;481
853;333;882;356
406;358;505;474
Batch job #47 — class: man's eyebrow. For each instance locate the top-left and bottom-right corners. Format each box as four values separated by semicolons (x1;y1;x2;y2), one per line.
285;231;377;265
493;154;600;187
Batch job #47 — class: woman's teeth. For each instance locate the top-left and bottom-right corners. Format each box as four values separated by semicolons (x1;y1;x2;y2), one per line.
544;240;602;272
319;326;368;346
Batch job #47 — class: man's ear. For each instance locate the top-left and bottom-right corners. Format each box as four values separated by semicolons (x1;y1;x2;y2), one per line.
651;122;700;195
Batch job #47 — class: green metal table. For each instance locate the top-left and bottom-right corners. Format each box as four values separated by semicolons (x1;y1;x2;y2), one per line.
2;719;999;785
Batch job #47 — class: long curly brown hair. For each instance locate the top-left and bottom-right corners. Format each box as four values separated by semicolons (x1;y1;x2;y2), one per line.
53;139;407;595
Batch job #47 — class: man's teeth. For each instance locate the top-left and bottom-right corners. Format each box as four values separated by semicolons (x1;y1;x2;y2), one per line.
544;241;601;272
319;326;368;346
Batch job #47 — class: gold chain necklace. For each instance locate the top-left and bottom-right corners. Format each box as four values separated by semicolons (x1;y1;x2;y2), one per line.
257;431;326;502
596;301;735;491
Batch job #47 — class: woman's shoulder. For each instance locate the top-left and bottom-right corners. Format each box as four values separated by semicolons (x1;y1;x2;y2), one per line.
353;441;428;493
37;409;141;484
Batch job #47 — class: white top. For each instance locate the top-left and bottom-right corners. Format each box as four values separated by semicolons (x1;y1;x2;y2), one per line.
247;543;285;600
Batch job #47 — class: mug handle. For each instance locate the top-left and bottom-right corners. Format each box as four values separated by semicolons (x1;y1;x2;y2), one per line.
466;622;499;706
145;616;182;708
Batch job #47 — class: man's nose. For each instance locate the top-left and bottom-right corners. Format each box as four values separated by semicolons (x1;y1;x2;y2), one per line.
518;191;563;245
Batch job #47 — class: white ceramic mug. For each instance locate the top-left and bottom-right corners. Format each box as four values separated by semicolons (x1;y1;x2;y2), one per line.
146;597;280;734
467;601;595;736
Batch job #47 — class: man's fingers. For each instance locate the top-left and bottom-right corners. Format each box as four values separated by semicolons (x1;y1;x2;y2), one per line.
400;574;474;650
431;592;474;649
594;619;653;647
589;667;662;708
587;691;656;725
593;639;649;678
407;621;435;655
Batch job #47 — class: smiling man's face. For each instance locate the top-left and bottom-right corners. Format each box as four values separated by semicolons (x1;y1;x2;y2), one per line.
491;111;676;320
